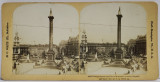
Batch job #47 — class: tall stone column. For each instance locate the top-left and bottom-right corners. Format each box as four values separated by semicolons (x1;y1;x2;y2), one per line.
115;7;123;59
47;9;55;61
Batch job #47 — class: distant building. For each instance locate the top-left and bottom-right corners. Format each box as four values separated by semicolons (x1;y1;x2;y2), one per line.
59;40;68;56
13;32;29;60
127;35;146;57
12;32;58;60
64;32;127;59
135;35;146;56
87;43;126;58
66;36;79;57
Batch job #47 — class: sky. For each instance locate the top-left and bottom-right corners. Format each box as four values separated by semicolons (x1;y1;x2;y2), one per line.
13;3;79;45
13;3;146;45
80;3;146;44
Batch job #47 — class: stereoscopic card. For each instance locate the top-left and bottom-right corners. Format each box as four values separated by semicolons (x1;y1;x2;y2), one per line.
1;1;159;80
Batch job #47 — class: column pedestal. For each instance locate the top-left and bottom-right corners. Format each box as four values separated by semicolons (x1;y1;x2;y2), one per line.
47;50;55;61
45;50;57;66
115;48;123;59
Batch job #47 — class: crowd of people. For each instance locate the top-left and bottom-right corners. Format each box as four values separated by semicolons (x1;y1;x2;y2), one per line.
13;52;147;75
124;56;147;74
57;57;88;75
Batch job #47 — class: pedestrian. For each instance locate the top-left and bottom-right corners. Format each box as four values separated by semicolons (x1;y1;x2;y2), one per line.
131;67;134;72
81;61;84;68
76;66;79;72
14;60;20;74
62;66;66;73
62;68;64;73
13;61;17;74
137;64;140;70
68;65;71;71
58;71;61;75
127;70;130;74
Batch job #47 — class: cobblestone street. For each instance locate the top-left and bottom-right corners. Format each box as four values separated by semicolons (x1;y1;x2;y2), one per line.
24;68;60;74
14;61;146;75
86;62;147;75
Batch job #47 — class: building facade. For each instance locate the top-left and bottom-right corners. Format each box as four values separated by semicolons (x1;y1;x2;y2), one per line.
127;35;146;57
66;36;79;58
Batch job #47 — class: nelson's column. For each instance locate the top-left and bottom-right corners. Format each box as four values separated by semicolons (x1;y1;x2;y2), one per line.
115;7;123;59
47;9;55;61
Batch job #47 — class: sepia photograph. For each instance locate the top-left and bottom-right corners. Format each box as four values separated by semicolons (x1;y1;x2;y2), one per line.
12;3;147;75
12;3;79;75
79;3;147;75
